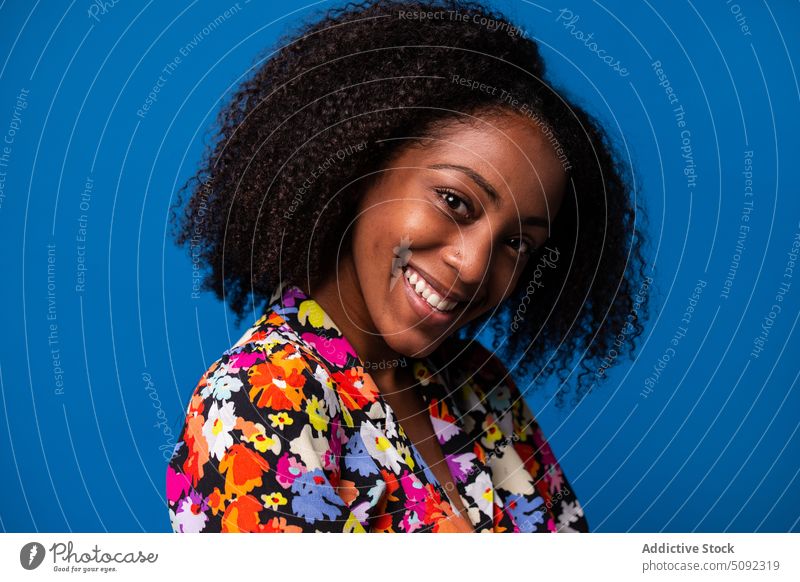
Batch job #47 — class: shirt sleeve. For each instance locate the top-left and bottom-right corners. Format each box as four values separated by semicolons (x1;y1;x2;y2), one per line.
166;331;364;533
469;341;590;533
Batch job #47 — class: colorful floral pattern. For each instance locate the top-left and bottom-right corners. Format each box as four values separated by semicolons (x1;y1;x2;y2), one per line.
167;283;589;533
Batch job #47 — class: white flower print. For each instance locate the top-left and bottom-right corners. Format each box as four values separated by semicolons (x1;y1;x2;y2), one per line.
313;364;341;417
487;447;535;495
556;500;584;532
289;423;331;471
464;471;494;516
200;363;243;400
360;420;404;473
201;400;236;460
383;406;398;439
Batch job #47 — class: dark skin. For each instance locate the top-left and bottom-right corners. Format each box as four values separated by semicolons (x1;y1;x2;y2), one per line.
312;110;566;530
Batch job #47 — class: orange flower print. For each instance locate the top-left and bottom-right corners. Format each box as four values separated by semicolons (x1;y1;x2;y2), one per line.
220;494;264;533
217;443;271;501
333;367;378;411
248;345;308;411
182;396;209;487
261;516;303;533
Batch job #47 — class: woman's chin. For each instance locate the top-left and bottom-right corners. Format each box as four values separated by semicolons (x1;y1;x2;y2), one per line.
380;328;449;360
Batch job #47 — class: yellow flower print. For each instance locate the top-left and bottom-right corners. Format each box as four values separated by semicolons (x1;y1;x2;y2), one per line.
341;405;354;428
249;428;278;454
395;442;415;469
297;299;340;332
305;394;330;433
261;492;288;511
374;435;391;451
268;412;293;429
344;513;366;533
482;415;503;446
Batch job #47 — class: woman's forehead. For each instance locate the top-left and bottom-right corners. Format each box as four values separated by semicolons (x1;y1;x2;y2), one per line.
386;116;567;204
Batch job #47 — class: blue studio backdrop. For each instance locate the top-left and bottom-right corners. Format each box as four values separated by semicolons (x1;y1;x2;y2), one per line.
0;0;798;532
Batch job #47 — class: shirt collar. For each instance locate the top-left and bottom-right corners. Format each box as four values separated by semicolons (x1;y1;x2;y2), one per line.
265;281;453;377
262;281;503;531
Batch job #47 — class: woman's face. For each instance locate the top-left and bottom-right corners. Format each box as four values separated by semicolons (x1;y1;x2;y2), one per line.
342;111;567;358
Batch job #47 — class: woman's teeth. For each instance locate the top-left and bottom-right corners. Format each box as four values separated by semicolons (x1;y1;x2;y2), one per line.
403;266;459;312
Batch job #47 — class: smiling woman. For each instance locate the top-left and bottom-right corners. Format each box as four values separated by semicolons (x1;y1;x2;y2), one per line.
167;0;648;533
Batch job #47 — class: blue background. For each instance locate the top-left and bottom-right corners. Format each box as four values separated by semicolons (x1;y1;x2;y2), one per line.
0;0;798;532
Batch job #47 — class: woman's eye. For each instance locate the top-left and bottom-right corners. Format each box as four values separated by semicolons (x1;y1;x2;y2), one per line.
435;188;472;219
508;238;535;256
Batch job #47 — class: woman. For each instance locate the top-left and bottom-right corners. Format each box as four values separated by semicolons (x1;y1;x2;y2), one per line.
166;0;647;533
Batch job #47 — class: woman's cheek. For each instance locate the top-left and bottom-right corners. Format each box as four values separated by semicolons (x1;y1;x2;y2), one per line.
401;201;454;242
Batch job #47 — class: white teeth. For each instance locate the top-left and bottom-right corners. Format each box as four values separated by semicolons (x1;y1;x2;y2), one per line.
403;267;459;312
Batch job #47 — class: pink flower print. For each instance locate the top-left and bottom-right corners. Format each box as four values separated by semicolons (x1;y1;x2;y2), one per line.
399;470;428;519
276;452;307;489
401;510;424;533
301;332;356;368
166;465;191;504
227;349;267;373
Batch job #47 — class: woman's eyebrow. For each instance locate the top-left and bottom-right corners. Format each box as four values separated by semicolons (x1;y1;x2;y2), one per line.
427;163;550;228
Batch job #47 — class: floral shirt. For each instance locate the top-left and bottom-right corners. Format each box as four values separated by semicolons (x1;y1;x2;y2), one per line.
166;283;589;533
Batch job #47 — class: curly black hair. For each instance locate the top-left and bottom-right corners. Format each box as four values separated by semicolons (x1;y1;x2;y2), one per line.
170;0;649;407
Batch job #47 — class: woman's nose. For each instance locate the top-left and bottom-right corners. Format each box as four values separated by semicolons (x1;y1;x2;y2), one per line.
442;231;493;285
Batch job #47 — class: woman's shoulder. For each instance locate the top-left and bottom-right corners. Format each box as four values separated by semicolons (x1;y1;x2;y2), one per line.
167;312;355;532
189;309;344;428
